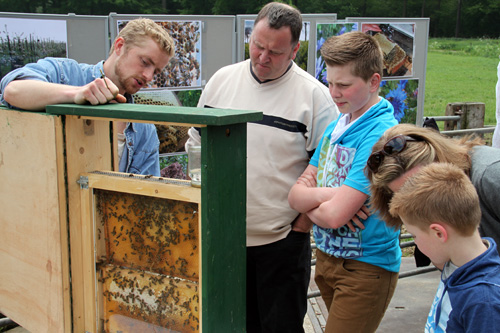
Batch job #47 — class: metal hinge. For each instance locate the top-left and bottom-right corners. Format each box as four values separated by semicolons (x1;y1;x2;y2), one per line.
77;175;89;189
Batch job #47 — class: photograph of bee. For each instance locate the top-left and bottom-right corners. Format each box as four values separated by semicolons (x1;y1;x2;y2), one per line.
117;20;202;88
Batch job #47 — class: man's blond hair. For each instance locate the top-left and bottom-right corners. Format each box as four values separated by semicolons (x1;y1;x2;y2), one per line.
110;18;175;57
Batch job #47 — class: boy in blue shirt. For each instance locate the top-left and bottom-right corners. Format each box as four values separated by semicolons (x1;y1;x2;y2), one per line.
389;162;500;332
288;31;401;332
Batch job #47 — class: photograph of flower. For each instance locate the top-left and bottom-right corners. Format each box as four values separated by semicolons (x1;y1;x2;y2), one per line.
379;79;419;124
315;23;358;86
0;17;67;80
244;20;310;71
362;23;415;77
118;20;202;88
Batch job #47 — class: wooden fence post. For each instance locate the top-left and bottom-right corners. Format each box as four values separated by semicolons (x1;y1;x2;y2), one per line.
444;102;485;131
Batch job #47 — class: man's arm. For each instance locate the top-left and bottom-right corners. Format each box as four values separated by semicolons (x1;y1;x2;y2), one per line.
3;78;125;111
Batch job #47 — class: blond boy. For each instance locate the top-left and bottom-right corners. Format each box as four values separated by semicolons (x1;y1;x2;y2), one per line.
390;162;500;332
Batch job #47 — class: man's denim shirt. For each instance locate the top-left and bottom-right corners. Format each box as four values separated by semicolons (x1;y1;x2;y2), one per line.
0;57;160;176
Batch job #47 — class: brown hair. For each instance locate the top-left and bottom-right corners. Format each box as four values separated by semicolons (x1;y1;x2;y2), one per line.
389;162;481;235
254;2;302;45
367;123;483;228
110;18;175;57
320;31;383;81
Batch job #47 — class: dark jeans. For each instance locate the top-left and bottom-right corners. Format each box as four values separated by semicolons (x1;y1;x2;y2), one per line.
246;230;312;333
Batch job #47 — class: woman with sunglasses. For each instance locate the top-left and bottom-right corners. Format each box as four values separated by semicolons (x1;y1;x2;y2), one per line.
366;123;500;253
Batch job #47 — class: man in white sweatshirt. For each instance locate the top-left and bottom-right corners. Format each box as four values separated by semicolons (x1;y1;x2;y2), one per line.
186;2;338;331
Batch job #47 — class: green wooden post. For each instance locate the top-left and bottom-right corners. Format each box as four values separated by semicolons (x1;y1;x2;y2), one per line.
201;123;247;332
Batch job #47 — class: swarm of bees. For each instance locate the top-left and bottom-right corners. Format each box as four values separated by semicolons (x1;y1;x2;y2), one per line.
153;21;201;88
95;190;200;332
118;20;201;88
156;125;188;154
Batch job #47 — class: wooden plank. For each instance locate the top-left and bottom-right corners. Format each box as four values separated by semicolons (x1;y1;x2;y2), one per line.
80;182;98;333
65;116;113;332
46;103;263;126
83;115;204;129
54;116;72;333
85;172;201;203
0;110;67;332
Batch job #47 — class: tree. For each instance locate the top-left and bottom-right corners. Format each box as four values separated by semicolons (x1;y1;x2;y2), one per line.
0;0;498;37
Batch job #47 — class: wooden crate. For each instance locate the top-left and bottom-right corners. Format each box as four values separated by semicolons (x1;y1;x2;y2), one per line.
0;103;262;332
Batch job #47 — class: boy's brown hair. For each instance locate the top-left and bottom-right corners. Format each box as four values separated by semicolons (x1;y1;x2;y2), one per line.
389;162;481;236
320;31;383;81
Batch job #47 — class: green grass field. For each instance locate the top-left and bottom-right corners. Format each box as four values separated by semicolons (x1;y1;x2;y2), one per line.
424;38;500;125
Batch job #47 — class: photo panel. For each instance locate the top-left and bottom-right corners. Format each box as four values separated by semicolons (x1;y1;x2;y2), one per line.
315;22;358;86
379;79;419;124
117;20;202;88
362;23;415;77
0;17;67;80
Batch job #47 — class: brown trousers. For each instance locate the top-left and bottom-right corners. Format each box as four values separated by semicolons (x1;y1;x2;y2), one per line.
315;250;399;333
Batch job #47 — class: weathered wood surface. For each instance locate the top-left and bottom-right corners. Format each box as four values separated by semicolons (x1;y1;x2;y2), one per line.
0;109;70;332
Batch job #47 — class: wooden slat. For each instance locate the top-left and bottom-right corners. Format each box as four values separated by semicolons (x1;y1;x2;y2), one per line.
55;115;72;333
65;116;113;332
0;110;68;332
46;103;263;126
85;172;201;203
80;182;98;333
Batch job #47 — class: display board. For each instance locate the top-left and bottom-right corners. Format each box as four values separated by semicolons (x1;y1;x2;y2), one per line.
236;14;337;75
1;12;429;125
236;15;428;125
108;14;235;89
0;12;108;80
342;17;429;125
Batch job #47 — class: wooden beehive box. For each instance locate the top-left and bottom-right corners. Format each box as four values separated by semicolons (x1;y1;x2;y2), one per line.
0;104;262;332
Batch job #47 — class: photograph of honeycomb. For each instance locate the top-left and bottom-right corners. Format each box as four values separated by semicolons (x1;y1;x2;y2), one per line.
362;23;415;77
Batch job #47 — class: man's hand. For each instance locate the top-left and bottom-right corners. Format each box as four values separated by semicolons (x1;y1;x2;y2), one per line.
74;78;126;105
292;213;313;233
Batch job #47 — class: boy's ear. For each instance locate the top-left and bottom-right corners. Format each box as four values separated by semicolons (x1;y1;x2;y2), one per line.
369;73;381;92
429;223;448;243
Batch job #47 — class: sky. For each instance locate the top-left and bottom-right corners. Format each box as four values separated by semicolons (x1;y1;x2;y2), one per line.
0;17;67;42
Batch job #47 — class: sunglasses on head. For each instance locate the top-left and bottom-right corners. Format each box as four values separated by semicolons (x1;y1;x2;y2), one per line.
367;135;423;173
